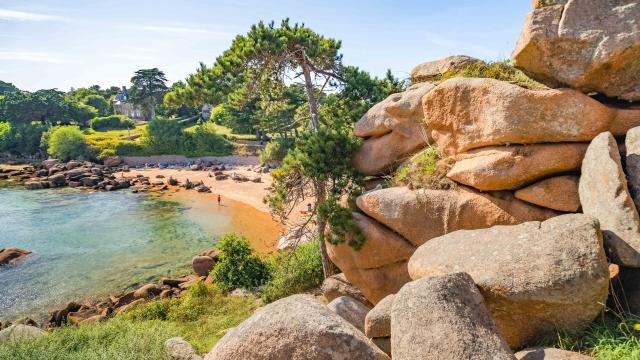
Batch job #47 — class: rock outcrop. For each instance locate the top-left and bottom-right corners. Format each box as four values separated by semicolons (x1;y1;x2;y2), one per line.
0;324;46;345
512;0;640;101
515;347;592;360
204;295;389;360
410;55;481;83
423;77;640;156
391;273;514;360
514;175;581;212
365;294;394;338
579;132;640;267
356;186;558;247
326;212;415;304
327;296;372;332
165;337;203;360
0;248;32;266
321;273;370;306
352;82;434;175
408;214;609;348
446;143;587;191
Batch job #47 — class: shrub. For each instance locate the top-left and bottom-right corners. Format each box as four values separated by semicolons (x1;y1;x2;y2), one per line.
91;115;134;131
262;239;323;303
145;118;184;154
47;126;92;160
115;142;148;156
259;138;294;166
184;122;233;156
211;233;270;292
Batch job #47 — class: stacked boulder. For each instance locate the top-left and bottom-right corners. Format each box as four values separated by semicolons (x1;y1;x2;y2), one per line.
204;1;639;358
323;0;640;356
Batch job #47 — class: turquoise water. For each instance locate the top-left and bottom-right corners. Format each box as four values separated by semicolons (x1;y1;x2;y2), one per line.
0;187;232;321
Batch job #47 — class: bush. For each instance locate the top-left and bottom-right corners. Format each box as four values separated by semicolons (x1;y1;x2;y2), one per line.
262;239;323;303
211;233;270;292
91;115;134;131
0;122;47;156
47;126;92;160
259;138;294;166
145;118;184;154
184;122;233;156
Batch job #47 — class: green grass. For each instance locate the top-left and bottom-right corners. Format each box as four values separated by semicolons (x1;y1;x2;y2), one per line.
0;284;260;360
439;59;545;89
549;313;640;359
392;146;454;190
183;123;256;141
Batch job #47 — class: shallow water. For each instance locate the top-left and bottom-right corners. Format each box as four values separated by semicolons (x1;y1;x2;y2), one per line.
0;187;278;321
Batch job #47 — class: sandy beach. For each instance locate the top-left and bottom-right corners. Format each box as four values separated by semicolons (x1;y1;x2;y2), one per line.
128;166;288;254
129;166;273;213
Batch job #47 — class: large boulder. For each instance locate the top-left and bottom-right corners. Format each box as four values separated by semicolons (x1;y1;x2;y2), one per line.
410;55;482;83
204;294;389;360
625;126;640;210
0;248;32;266
326;212;415;304
0;324;46;345
356;186;557;247
192;256;216;277
446;143;587;191
512;0;640;101
327;296;372;332
408;214;609;348
515;347;592;360
580;132;640;267
391;273;514;360
321;273;370;306
364;294;394;338
352;82;434;175
514;175;581;212
423;77;640;156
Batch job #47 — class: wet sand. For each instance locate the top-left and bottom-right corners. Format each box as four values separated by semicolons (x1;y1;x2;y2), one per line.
160;188;283;255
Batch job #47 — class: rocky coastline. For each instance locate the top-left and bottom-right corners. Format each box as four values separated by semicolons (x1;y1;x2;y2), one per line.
0;247;221;331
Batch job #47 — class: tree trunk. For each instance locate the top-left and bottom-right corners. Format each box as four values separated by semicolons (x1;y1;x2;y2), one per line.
300;51;319;133
315;181;334;279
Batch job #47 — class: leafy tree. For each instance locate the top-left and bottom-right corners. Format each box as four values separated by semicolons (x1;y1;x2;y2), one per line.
47;126;92;160
0;89;97;126
130;68;168;120
0;122;47;156
0;81;19;95
83;94;110;116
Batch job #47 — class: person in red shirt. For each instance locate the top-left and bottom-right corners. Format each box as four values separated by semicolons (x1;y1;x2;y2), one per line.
217;194;221;205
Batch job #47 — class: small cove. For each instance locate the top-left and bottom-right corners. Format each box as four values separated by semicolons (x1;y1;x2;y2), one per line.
0;186;281;321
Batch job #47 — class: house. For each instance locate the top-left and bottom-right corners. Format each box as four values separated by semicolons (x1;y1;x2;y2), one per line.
112;86;145;120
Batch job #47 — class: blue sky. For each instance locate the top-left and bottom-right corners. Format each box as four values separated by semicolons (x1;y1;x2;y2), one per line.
0;1;531;91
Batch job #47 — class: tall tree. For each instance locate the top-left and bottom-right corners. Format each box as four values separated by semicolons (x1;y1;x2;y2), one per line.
130;68;168;120
217;19;346;277
0;80;19;96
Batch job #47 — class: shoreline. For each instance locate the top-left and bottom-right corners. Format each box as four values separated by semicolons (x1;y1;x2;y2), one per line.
0;162;286;328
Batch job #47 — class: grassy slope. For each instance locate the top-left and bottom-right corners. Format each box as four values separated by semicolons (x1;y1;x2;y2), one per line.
0;285;260;360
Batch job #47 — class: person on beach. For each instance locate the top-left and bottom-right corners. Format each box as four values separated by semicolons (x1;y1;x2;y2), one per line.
217;194;221;205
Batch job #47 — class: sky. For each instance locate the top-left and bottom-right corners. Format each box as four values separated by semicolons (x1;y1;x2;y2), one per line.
0;1;532;92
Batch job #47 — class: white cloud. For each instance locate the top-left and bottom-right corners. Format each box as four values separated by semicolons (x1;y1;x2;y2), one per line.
0;51;69;64
118;23;232;38
0;8;65;22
